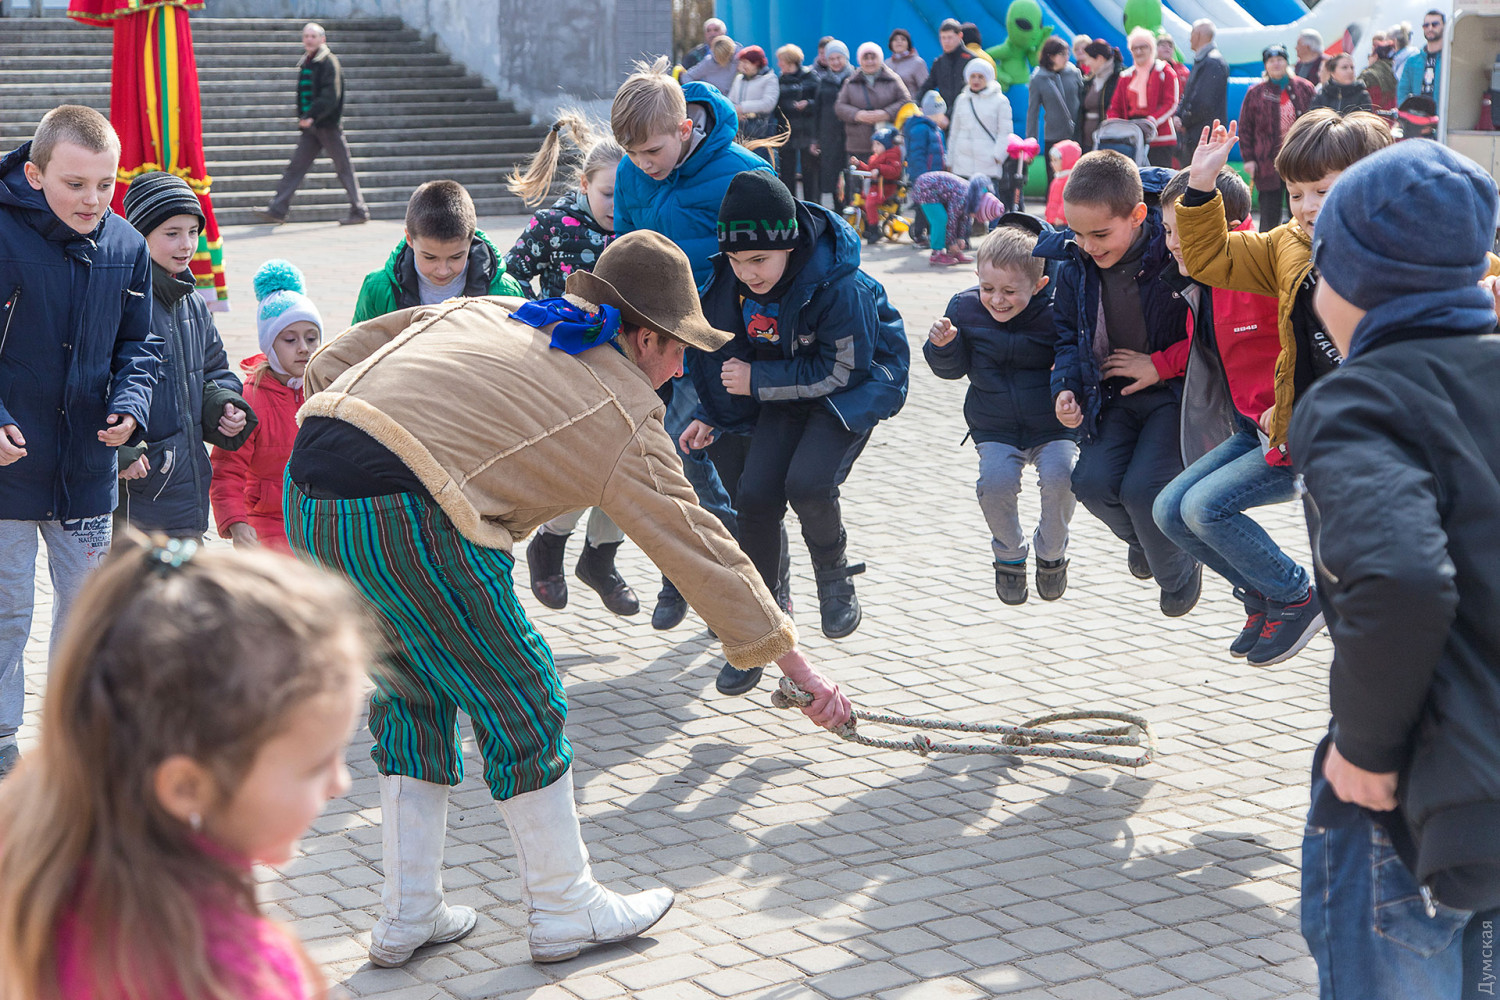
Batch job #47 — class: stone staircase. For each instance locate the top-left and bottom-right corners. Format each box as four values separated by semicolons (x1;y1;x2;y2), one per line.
0;16;552;224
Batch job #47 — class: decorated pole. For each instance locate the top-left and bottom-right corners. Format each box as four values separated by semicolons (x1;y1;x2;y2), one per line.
68;0;229;310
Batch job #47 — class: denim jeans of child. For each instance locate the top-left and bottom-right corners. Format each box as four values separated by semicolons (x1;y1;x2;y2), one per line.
1152;427;1310;604
1302;810;1471;999
662;375;736;535
976;439;1079;563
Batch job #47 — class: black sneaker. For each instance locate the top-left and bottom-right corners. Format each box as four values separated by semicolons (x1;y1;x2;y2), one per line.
994;560;1028;605
1248;588;1326;666
715;662;764;696
1159;563;1203;617
652;579;688;630
1036;557;1068;601
1230;587;1267;658
1127;544;1153;580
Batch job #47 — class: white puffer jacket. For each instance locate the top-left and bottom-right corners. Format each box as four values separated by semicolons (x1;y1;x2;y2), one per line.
728;71;781;118
948;81;1013;179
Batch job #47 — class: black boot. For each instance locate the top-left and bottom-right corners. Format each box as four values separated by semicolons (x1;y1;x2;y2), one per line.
809;534;865;639
1035;557;1069;601
575;541;640;617
652;577;688;630
994;560;1028;605
526;531;570;609
715;661;764;696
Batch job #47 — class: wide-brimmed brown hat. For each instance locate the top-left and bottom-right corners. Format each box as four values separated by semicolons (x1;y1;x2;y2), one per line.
565;231;732;352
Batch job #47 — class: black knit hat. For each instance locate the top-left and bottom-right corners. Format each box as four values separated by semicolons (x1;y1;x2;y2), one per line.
717;172;799;252
122;171;204;237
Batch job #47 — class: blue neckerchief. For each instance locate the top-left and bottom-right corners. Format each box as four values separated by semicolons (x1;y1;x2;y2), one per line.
1347;284;1498;359
511;297;621;355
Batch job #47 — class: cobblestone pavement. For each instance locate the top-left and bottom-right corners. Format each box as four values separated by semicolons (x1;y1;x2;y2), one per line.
24;215;1325;999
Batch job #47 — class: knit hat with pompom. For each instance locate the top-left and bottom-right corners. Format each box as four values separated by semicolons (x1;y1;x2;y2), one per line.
253;260;322;384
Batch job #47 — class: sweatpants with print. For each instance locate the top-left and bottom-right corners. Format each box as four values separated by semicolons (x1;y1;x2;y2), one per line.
977;439;1079;563
0;516;112;741
284;483;570;799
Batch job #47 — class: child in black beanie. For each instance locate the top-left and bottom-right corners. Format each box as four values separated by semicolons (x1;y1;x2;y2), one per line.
683;171;910;695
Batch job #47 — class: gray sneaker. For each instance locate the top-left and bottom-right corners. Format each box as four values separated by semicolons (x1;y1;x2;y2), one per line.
0;743;19;780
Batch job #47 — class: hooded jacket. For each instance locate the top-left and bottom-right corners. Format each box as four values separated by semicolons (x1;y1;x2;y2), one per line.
835;65;913;156
296;296;798;671
210;359;301;551
1037;166;1189;442
614;81;774;286
948;80;1013;178
693;201;909;436
503;191;615;300
0;142;159;522
119;265;253;536
1290;329;1500;911
1044;140;1082;227
1107;59;1182;147
924;285;1076;450
353;230;523;322
902;113;947;181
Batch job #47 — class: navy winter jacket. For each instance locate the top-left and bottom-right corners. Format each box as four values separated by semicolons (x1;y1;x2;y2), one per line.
925;287;1076;450
693;201;909;435
1037;166;1188;442
902;114;946;181
119;265;252;536
613;81;774;286
0;142;159;521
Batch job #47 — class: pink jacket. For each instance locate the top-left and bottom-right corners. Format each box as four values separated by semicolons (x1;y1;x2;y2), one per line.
1045;140;1083;227
210;356;303;552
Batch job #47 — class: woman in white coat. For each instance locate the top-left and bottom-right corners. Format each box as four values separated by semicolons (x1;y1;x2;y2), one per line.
727;45;782;163
947;59;1012;190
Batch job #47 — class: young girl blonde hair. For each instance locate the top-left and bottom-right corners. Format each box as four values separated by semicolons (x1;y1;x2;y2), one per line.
0;536;371;1000
508;111;624;209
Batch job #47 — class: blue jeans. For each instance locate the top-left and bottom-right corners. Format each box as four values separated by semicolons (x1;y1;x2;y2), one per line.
1302;811;1471;999
1152;427;1309;604
662;376;736;535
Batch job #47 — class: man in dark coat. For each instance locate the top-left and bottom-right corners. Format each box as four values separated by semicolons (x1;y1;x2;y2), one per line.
917;18;976;127
261;22;368;225
1176;19;1228;162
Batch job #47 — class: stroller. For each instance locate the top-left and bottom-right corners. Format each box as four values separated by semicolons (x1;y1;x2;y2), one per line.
1093;118;1154;166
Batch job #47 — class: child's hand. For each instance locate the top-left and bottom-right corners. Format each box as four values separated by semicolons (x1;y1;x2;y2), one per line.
229;523;259;549
1188;119;1238;192
678;419;717;453
1102;349;1161;395
0;424;25;466
1324;742;1399;812
1055;391;1083;428
721;358;752;396
119;454;150;480
1257;404;1276;436
218;403;247;438
98;413;137;447
928;317;958;347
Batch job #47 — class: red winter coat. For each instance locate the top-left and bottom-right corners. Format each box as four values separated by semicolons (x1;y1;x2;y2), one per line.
1045;140;1083;227
1235;76;1316;190
210;356;303;552
1108;59;1181;147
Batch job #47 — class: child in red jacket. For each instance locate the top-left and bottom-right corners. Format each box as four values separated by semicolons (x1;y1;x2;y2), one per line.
210;261;322;553
1045;139;1082;228
850;127;904;230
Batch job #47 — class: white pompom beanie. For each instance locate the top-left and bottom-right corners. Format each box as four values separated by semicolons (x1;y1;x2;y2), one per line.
252;260;322;387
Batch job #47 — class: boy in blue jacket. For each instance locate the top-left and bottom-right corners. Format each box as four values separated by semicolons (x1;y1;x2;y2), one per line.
1037;150;1199;617
682;172;909;695
925;224;1078;606
609;57;774;630
900;92;947;246
0;105;160;776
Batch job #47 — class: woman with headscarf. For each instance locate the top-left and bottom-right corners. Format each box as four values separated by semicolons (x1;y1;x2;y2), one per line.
1107;26;1181;166
727;45;781;162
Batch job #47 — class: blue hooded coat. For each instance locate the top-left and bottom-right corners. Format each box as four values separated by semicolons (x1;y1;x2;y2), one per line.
613;80;774;286
0;142;159;521
692;201;909;436
901;113;946;182
1036;166;1188;443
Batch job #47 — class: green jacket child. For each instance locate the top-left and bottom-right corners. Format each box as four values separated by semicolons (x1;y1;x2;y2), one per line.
353;228;524;323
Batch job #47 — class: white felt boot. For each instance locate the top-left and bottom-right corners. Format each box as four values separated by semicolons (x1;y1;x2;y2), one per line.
368;775;478;967
497;767;675;962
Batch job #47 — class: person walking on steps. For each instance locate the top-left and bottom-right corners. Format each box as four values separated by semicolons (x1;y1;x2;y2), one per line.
259;23;368;226
284;230;852;969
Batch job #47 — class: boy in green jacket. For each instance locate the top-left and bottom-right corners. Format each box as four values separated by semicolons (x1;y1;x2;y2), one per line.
352;180;523;322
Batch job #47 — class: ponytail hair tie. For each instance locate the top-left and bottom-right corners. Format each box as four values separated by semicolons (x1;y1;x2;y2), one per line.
146;537;200;576
550;120;566;134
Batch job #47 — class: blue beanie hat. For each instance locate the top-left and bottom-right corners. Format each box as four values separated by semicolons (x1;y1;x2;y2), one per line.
1313;141;1497;312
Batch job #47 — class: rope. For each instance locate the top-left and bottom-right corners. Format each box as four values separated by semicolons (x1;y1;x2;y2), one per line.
771;677;1158;768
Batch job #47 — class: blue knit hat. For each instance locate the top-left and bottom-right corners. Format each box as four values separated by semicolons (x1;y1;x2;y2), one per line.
1313;141;1497;312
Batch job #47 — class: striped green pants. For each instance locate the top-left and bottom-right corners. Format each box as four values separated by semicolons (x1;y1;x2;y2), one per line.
284;481;571;799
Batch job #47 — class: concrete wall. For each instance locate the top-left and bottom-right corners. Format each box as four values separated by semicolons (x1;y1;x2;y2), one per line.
201;0;670;114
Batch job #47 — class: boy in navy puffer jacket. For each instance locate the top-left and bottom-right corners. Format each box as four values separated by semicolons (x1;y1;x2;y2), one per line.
926;224;1078;605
